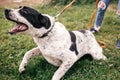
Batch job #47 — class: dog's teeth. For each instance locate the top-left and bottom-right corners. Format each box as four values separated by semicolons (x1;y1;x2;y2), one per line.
19;26;22;30
19;25;27;31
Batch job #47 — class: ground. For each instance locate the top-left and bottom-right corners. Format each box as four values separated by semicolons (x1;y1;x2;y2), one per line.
0;0;52;7
0;0;117;12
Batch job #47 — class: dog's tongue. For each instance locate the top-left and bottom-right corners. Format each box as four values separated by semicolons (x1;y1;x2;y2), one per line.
9;23;27;34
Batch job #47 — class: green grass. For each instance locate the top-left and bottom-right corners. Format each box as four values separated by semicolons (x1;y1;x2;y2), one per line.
0;3;120;80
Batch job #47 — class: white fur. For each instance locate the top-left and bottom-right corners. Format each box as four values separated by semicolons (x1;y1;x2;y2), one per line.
7;8;107;80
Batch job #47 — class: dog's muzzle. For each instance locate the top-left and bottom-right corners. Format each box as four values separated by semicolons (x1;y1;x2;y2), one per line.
5;9;28;34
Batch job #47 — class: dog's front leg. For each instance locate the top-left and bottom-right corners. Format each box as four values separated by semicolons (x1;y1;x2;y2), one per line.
19;47;41;73
52;54;77;80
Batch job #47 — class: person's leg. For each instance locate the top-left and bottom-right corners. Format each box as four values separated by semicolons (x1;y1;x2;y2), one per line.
91;0;112;33
117;40;120;48
117;0;120;19
116;0;120;48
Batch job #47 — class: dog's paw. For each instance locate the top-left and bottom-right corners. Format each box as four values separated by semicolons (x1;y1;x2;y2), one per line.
102;55;107;60
52;76;60;80
19;67;25;73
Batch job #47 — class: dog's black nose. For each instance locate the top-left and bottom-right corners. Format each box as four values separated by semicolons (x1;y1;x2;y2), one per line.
4;9;11;18
5;9;11;14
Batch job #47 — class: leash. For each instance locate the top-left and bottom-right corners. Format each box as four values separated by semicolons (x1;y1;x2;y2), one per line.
87;0;99;30
97;40;106;48
55;0;76;18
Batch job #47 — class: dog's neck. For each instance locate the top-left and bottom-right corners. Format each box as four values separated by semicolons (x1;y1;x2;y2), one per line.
39;24;54;38
34;21;55;38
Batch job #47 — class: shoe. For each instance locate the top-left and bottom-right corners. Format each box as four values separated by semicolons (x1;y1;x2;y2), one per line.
118;15;120;19
90;28;98;33
116;40;120;48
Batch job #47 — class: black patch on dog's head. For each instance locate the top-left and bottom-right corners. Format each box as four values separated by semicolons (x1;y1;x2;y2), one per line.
19;6;51;29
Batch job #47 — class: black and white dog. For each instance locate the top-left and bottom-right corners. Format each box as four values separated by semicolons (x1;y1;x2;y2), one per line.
5;6;107;80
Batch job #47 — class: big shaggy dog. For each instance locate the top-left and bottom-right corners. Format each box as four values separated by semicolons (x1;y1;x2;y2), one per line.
5;6;107;80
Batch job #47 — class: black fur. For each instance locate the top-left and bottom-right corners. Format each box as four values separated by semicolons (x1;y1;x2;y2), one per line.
69;31;78;55
19;6;51;29
78;30;86;34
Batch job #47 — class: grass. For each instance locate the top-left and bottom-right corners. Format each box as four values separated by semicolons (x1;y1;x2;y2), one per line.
0;3;120;80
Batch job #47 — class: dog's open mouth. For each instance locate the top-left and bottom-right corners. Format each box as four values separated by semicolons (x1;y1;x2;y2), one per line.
9;22;28;34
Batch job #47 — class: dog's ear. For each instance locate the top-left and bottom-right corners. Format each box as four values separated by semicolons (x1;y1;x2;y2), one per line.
38;14;51;29
19;6;27;9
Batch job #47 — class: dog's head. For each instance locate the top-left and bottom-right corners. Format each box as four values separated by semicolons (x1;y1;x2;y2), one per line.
5;6;55;37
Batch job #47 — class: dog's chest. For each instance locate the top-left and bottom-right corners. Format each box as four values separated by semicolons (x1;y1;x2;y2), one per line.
33;37;65;64
39;45;62;66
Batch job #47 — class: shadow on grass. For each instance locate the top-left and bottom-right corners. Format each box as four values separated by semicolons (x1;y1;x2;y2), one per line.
18;58;57;80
